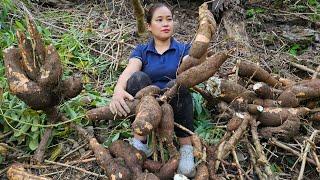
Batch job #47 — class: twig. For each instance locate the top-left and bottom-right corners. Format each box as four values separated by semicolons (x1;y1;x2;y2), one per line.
159;140;165;163
60;142;88;160
235;59;241;83
40;170;65;177
298;130;320;180
311;149;320;172
250;118;275;178
174;122;195;135
0;167;9;176
312;65;320;79
33;107;60;164
152;131;158;162
231;149;244;180
24;158;96;169
220;158;252;180
246;138;266;180
65;157;96;165
44;160;106;178
0;143;24;153
288;61;316;75
0;131;13;139
269;138;316;165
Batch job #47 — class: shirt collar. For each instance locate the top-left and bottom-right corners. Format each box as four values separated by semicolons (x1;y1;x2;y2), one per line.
146;37;179;54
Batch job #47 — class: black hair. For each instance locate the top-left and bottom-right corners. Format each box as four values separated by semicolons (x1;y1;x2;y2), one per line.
145;3;172;24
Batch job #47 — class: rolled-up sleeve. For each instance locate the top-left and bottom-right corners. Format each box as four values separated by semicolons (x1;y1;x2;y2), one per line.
129;45;143;62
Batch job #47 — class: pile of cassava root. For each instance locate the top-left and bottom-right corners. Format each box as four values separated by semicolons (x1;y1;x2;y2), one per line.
4;1;320;180
85;2;320;180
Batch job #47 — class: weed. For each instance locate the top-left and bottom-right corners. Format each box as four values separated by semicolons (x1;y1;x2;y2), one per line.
192;92;225;145
246;7;265;18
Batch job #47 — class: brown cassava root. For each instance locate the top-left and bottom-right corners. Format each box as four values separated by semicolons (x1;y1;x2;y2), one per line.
86;99;140;121
177;3;216;74
4;20;81;110
72;123;131;180
238;61;281;88
7;163;52;180
177;51;229;88
132;95;162;136
4;16;83;164
278;79;320;107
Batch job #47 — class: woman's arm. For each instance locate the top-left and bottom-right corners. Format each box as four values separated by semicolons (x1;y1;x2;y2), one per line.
110;58;142;116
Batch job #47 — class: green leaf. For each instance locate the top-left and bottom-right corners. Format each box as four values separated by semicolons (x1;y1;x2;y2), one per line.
49;144;63;161
29;134;39;151
65;104;77;119
31;118;39;132
111;133;120;142
289;44;300;56
15;20;25;31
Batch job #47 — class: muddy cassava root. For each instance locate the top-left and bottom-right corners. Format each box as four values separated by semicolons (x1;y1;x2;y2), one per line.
132;95;162;136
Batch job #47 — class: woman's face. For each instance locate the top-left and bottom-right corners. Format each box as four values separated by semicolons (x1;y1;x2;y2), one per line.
147;6;174;41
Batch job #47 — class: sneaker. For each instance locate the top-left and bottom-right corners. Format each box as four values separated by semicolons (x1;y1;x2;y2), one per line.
128;138;153;157
177;145;196;178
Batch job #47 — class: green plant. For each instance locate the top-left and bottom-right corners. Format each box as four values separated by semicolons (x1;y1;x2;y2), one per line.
246;7;265;18
289;44;301;56
192;92;225;145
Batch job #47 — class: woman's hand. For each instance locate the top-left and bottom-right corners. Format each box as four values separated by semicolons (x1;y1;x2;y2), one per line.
110;88;134;117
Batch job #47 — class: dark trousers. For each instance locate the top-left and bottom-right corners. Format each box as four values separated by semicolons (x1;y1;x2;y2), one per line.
127;71;194;138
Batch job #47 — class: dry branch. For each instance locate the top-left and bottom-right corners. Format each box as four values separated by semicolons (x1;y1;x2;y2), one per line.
269;138;316;165
250;118;275;178
32;107;60;164
246;139;266;180
298;130;320;180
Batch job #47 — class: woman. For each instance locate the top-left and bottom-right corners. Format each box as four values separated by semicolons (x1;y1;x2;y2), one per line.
109;3;195;177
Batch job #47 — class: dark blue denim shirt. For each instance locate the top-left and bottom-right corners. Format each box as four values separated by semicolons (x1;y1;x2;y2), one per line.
129;38;191;89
